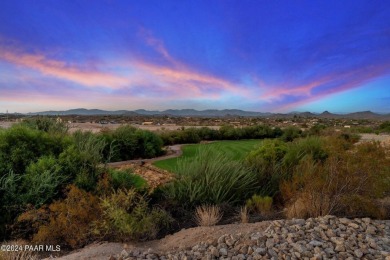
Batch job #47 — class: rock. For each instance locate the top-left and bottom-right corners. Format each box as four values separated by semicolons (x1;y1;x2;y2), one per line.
210;246;219;257
239;245;248;254
354;249;363;258
292;219;306;225
268;248;278;258
348;223;359;229
266;238;275;248
218;235;226;244
366;225;377;235
335;244;345;252
325;229;336;238
309;240;323;247
339;218;350;225
255;247;267;256
109;216;390;260
219;248;228;256
292;243;306;253
120;250;129;258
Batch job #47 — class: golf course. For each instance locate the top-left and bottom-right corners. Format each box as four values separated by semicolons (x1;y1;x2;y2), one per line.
153;139;262;172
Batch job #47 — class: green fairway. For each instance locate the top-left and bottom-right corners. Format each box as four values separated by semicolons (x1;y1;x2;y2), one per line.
153;139;262;172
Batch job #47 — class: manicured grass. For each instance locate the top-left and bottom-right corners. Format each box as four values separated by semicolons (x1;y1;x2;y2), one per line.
153;139;262;172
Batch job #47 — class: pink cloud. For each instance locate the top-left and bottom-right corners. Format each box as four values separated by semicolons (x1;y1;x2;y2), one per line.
0;40;253;104
273;63;390;112
0;46;131;88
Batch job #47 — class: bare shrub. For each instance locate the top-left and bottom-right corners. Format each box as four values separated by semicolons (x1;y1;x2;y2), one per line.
239;206;249;223
281;142;390;219
194;205;222;226
0;240;38;260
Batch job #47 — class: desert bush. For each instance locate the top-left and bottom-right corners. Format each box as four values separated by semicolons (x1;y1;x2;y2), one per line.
163;147;258;207
282;136;328;167
58;131;106;191
108;169;147;191
0;125;67;175
194;205;222;226
21;156;66;206
17;185;102;249
93;189;172;240
21;117;69;135
379;121;390;133
0;157;66;240
103;126;164;162
244;139;288;196
281;142;390;219
246;195;273;215
280;126;302;142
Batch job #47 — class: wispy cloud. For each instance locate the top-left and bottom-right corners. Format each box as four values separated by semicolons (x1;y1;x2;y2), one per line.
0;46;131;88
272;63;390;112
0;39;252;104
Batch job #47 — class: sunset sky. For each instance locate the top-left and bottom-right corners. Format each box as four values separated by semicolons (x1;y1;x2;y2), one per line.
1;0;389;113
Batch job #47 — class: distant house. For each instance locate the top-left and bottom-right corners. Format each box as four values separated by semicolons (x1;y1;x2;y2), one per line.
142;121;153;125
344;125;351;128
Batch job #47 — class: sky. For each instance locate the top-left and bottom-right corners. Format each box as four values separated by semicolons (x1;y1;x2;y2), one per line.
0;0;390;113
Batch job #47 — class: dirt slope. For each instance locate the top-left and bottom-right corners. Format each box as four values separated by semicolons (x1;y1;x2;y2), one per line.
48;221;271;260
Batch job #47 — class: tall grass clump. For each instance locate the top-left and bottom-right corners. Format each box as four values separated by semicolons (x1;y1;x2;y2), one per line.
163;147;258;207
194;205;222;226
246;195;273;216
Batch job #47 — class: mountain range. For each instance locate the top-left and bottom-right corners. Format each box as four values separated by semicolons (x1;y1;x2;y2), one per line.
23;108;390;120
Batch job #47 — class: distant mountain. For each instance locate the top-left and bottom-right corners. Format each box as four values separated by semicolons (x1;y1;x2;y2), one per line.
29;108;134;116
27;108;390;120
29;108;272;117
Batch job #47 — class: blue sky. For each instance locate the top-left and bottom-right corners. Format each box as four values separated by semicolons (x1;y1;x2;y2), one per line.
0;0;389;113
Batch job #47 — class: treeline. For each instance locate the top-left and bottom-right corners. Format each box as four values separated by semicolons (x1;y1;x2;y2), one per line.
158;125;305;145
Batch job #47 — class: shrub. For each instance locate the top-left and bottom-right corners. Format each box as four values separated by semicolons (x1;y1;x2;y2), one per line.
280;126;302;142
162;147;258;207
58;131;106;191
281;142;390;219
194;205;222;226
93;189;172;241
0;125;67;175
244;139;288;196
17;185;102;249
21;117;69;135
21;156;66;207
282;136;328;167
246;195;273;215
104;126;164;161
108;169;147;191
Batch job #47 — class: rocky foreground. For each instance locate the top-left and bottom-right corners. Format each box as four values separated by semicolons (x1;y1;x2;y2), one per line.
112;216;390;260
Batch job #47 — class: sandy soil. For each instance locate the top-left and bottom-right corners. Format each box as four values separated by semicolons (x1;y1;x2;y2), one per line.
0;121;13;129
49;221;271;260
359;133;390;146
